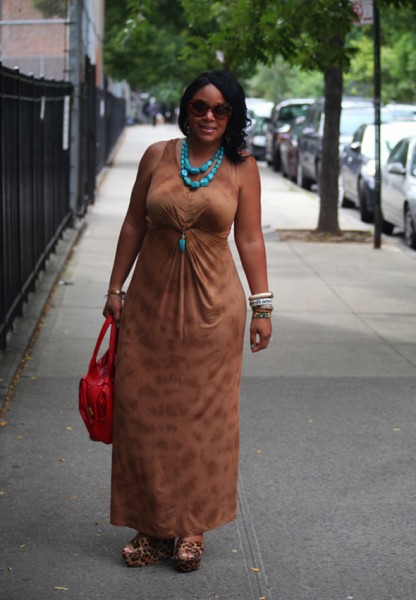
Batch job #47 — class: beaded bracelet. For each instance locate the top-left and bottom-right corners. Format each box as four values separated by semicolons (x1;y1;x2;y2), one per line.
252;306;273;314
252;311;272;319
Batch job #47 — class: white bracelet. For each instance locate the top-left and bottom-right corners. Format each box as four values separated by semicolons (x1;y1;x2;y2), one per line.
249;291;274;300
250;298;274;307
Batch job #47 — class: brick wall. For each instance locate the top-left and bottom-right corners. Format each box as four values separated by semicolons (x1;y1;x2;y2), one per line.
0;0;67;79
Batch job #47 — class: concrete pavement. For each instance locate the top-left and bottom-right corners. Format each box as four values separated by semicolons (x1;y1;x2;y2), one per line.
1;124;416;600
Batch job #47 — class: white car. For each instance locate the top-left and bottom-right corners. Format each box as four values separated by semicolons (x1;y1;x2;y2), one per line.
382;135;416;249
245;98;274;161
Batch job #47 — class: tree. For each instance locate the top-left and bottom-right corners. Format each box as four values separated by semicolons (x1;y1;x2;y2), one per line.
248;59;323;102
345;5;416;102
104;0;188;94
104;0;243;98
182;0;355;234
183;0;416;234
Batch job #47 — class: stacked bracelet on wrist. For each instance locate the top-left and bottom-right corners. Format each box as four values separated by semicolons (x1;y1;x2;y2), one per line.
249;291;273;319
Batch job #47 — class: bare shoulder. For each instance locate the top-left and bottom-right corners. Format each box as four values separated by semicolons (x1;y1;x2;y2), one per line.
237;155;260;186
141;140;169;166
136;140;173;182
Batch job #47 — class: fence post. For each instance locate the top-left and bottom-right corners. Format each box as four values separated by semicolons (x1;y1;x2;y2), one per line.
0;63;4;350
68;0;82;218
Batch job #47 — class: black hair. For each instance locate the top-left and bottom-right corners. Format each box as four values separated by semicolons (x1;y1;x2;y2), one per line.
178;70;250;164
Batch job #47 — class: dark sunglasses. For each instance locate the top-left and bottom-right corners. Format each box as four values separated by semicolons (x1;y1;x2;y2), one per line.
188;99;233;120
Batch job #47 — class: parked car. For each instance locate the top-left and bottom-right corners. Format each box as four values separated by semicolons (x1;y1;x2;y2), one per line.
246;97;274;119
340;121;416;222
265;98;314;171
279;116;306;181
381;135;416;248
246;116;269;160
245;98;274;161
296;98;394;190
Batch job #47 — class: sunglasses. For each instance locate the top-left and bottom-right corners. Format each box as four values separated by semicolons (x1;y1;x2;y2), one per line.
188;99;233;120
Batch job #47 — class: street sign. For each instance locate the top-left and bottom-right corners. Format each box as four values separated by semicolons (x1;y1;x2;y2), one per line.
351;0;374;25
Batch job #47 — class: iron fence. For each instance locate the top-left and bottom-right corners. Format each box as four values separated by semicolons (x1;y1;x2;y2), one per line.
0;60;126;349
77;57;126;215
0;64;72;350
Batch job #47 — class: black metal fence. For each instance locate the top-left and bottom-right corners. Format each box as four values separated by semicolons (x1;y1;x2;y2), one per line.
96;87;127;174
77;57;126;215
0;60;126;349
0;65;72;350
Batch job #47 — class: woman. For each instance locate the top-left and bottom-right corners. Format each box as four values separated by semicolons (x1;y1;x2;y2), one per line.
103;70;272;572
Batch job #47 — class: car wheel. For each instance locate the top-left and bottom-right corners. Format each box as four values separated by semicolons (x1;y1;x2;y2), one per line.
341;195;355;208
296;162;311;190
404;205;416;249
272;148;281;172
358;179;374;223
381;215;394;235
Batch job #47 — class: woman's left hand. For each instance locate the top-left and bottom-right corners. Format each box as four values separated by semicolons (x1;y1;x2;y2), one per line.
250;317;272;352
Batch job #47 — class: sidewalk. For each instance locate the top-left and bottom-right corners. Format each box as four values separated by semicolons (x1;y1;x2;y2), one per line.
1;124;416;600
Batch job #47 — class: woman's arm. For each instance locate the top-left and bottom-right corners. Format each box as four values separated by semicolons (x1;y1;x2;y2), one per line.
234;156;272;352
103;141;167;321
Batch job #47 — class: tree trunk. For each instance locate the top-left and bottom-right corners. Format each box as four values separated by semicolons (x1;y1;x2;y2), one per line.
316;65;343;234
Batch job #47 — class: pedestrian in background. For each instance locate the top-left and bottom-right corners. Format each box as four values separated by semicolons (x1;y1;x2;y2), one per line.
149;97;159;126
103;69;272;572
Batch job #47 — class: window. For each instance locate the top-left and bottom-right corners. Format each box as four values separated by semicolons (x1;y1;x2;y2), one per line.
388;139;409;167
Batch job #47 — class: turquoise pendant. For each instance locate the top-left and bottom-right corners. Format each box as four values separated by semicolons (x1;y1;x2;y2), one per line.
179;234;186;252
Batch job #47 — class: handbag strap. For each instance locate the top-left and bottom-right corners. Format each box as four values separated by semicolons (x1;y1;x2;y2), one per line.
89;314;119;371
107;314;118;369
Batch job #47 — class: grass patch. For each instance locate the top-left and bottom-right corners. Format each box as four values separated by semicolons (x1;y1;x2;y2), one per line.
276;229;373;243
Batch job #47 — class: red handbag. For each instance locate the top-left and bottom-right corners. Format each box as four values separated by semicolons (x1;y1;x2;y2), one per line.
79;315;118;444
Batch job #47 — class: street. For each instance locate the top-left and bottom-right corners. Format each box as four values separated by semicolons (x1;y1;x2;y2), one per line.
1;124;416;600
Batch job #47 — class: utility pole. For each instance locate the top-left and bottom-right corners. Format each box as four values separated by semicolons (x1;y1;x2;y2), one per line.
68;0;82;218
373;1;382;249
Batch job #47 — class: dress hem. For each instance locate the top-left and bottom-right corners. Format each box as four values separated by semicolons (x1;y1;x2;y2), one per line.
110;512;237;538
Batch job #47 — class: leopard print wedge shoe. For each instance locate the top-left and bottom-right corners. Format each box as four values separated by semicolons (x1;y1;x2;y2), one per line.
174;537;204;572
122;534;175;567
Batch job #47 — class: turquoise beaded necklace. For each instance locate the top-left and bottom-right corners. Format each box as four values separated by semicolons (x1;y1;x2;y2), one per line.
178;139;224;252
180;139;224;190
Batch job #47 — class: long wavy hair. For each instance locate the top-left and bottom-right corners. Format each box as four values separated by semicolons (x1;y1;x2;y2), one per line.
178;70;250;164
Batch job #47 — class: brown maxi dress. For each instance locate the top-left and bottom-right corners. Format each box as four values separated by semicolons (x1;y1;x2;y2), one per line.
111;138;247;538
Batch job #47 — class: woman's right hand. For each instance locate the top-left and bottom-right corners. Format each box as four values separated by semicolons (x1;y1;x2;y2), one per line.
103;294;123;322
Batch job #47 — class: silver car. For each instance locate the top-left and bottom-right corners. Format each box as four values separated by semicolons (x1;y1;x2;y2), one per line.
382;135;416;249
341;121;416;223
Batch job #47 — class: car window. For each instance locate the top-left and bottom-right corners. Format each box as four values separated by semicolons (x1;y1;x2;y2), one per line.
303;105;322;129
294;119;305;137
411;146;416;176
388;139;409;166
340;109;374;136
277;104;314;127
352;125;366;144
360;125;416;161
